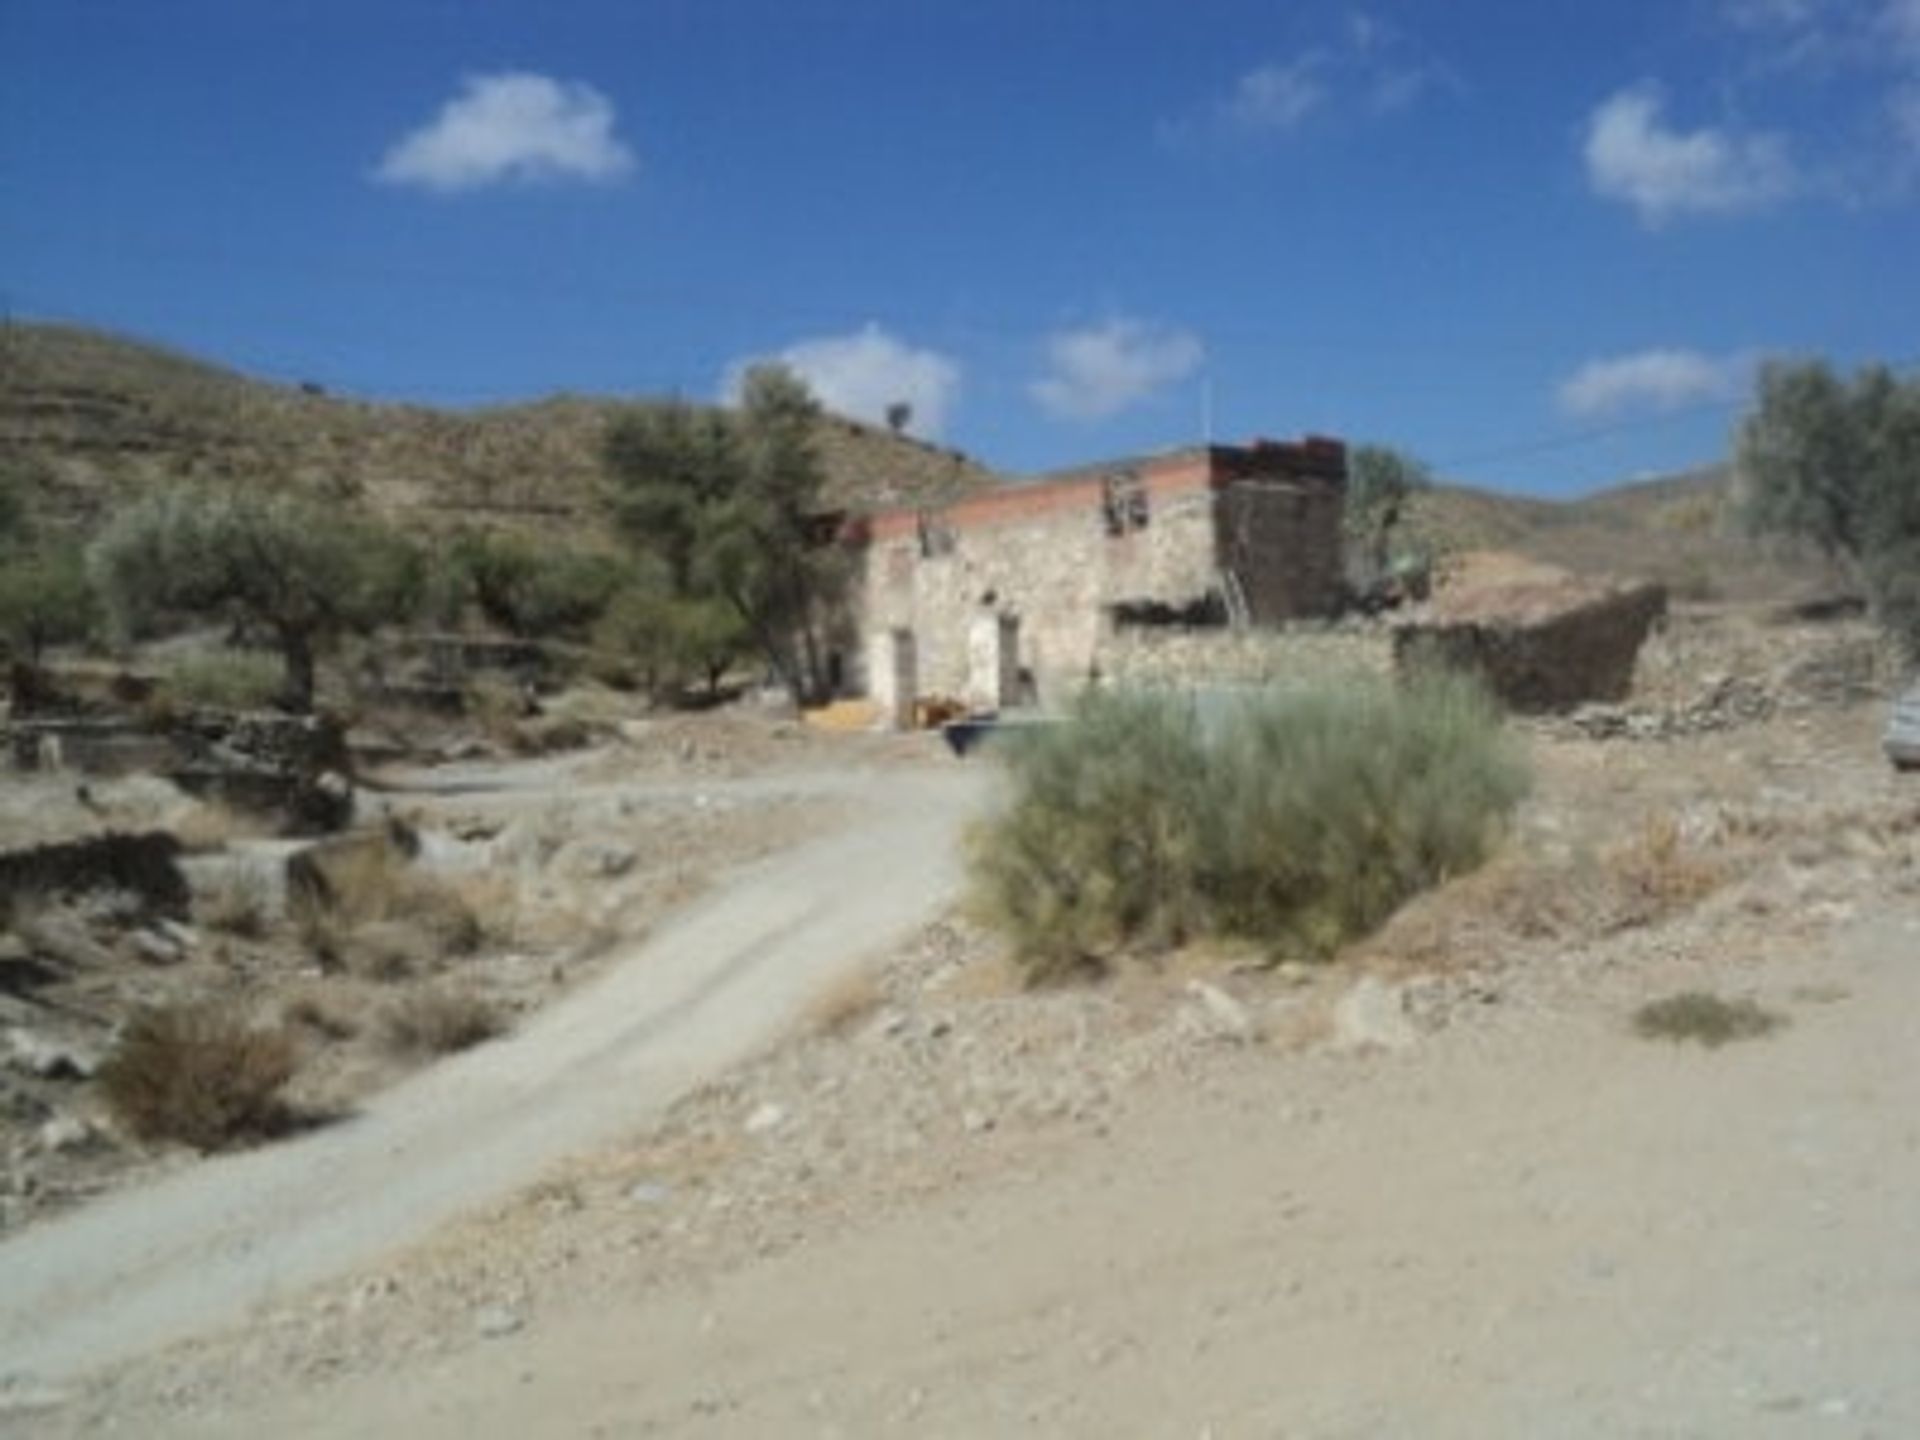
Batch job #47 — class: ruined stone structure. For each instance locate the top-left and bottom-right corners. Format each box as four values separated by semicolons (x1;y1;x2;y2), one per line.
852;437;1347;709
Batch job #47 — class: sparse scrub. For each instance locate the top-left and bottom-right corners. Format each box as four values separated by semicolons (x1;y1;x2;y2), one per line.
380;987;503;1056
1602;815;1726;928
463;674;534;750
1633;991;1784;1047
98;1003;299;1150
284;991;358;1041
970;676;1529;980
291;835;485;976
162;650;283;711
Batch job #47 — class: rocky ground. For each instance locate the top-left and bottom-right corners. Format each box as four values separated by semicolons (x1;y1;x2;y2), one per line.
1;712;867;1236
7;624;1912;1434
2;603;1915;1436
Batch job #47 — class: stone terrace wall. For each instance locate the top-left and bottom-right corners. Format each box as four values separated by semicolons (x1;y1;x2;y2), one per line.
1098;626;1395;690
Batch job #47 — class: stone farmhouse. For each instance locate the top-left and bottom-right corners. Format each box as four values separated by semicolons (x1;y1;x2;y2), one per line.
845;436;1349;718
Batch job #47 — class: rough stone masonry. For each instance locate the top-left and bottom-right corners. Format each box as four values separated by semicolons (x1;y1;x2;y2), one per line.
852;437;1348;713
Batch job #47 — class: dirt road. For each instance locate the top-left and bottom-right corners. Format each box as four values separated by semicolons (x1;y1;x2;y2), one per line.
111;903;1920;1439
0;765;983;1386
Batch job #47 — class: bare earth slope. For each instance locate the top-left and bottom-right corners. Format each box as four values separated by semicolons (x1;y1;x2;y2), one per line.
124;903;1920;1439
0;763;982;1385
0;322;998;538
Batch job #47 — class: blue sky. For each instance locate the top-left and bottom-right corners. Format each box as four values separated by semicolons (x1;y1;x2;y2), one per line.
4;1;1917;495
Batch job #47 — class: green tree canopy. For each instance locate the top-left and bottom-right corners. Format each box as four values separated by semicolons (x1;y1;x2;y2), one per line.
604;367;849;705
1343;443;1433;595
89;488;421;712
446;530;626;640
1738;359;1920;654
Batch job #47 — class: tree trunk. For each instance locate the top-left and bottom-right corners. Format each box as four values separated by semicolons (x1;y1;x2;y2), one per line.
279;627;317;714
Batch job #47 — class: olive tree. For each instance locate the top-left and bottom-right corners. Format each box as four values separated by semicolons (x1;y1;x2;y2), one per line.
604;366;849;705
89;488;421;712
445;530;626;640
0;543;96;710
1738;359;1920;654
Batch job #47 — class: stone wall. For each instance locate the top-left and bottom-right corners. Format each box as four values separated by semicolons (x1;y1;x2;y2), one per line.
1394;583;1668;713
1097;625;1396;690
0;832;188;919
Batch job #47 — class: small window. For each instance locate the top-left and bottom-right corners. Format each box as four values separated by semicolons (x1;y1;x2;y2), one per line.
1102;473;1149;536
917;510;956;558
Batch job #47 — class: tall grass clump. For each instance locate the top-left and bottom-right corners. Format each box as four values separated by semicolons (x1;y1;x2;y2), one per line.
969;675;1529;980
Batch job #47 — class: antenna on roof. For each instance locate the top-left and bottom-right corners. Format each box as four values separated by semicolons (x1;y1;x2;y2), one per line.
1201;375;1214;447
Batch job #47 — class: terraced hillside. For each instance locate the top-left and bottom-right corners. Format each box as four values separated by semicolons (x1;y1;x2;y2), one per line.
0;323;999;541
0;322;1834;601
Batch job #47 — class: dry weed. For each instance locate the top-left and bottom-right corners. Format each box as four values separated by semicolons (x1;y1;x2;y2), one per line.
1603;815;1726;928
98;1003;299;1151
380;988;503;1057
292;834;491;972
283;990;359;1041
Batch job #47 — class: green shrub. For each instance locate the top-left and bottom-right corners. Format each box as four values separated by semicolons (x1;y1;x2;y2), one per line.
1201;675;1530;957
1633;991;1784;1047
98;1003;298;1150
969;675;1529;979
968;689;1211;979
163;650;284;710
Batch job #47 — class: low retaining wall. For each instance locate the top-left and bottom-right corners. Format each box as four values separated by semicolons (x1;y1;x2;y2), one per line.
0;831;189;918
1394;585;1668;713
1096;626;1397;690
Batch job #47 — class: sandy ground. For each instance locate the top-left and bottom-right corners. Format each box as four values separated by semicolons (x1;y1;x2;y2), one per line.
41;900;1919;1440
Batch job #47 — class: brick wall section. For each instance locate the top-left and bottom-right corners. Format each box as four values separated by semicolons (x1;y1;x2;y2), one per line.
854;438;1347;707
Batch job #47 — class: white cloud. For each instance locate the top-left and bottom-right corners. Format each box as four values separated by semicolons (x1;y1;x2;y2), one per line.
375;73;635;193
1884;0;1920;55
1164;16;1453;148
1557;348;1753;417
1225;58;1329;133
722;325;961;439
1583;85;1797;223
1030;319;1204;422
1893;82;1920;153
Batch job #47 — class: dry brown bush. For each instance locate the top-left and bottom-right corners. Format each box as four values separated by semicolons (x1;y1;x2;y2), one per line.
380;988;502;1057
283;991;358;1042
98;1003;299;1151
1601;815;1726;928
292;835;486;974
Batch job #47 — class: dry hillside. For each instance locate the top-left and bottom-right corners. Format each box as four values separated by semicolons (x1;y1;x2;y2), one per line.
0;323;999;542
1;322;1846;603
1405;466;1841;603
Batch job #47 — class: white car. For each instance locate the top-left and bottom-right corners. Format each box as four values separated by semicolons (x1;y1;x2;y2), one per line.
1889;680;1920;771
